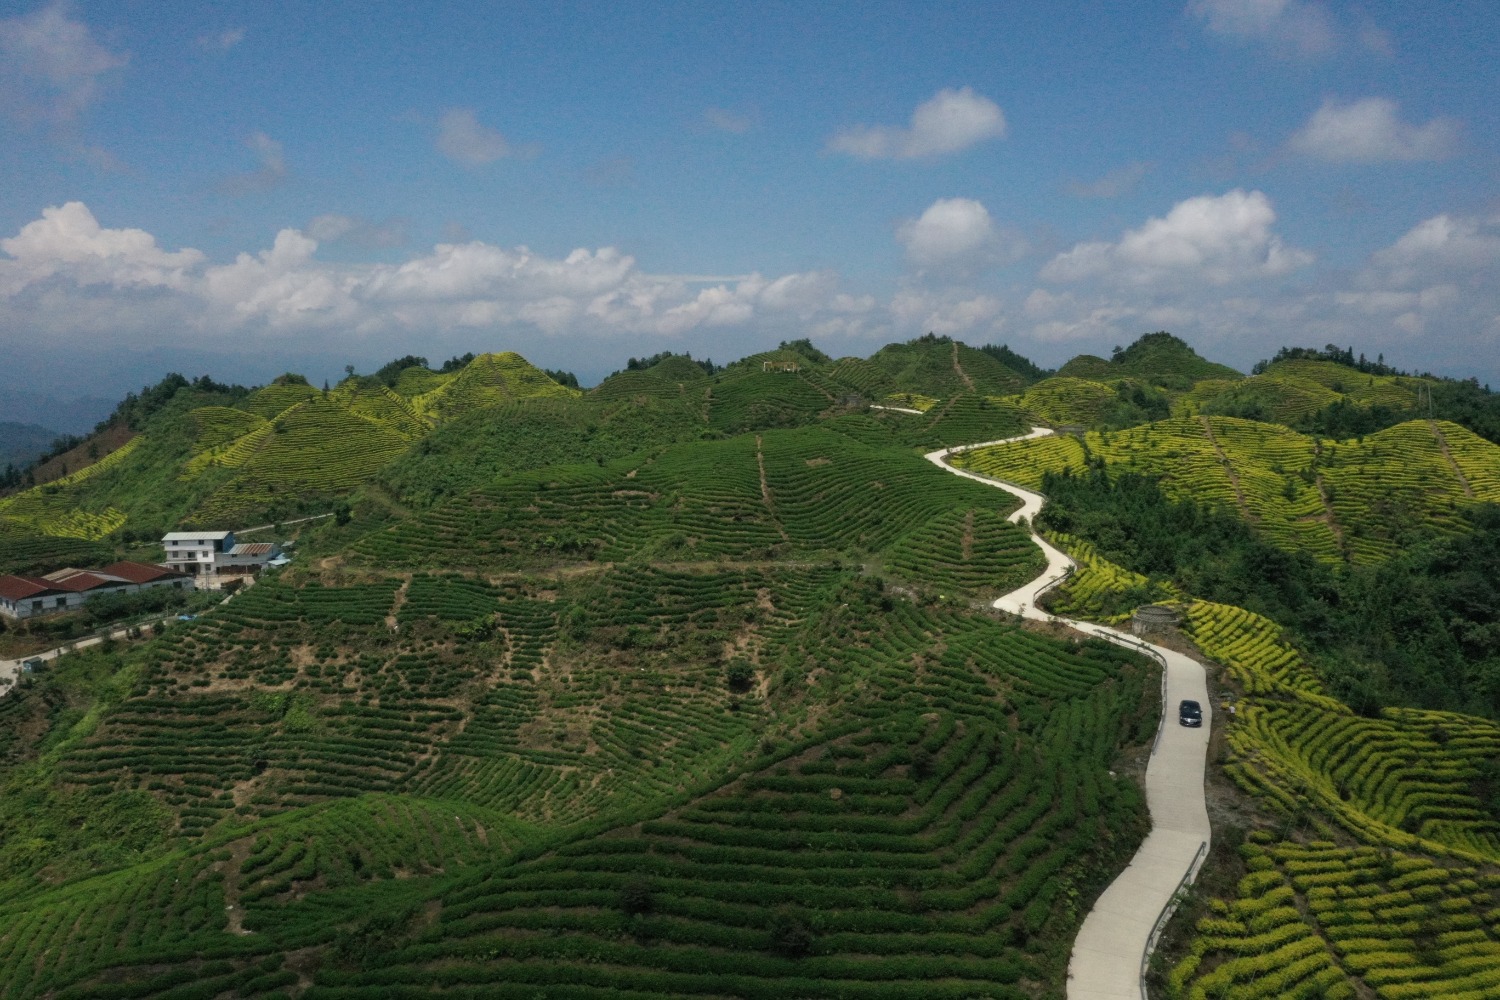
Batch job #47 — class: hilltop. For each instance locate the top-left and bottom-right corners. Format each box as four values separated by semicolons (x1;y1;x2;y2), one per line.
1;330;1499;999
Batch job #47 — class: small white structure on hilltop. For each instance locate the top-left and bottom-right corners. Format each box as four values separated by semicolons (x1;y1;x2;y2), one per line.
162;531;280;577
762;360;800;372
0;562;194;620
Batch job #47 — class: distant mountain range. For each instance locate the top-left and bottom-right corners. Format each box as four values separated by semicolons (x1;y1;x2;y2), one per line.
0;421;64;469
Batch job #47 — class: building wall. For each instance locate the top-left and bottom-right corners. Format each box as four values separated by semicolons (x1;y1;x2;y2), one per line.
0;576;193;620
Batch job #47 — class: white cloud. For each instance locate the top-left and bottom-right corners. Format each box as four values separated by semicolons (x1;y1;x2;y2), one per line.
196;27;245;51
1286;97;1460;163
896;198;1025;272
219;132;288;195
0;202;858;346
1363;214;1500;289
0;201;203;295
0;1;127;125
1188;0;1336;55
827;87;1005;160
1042;189;1312;287
436;108;518;166
1065;161;1152;199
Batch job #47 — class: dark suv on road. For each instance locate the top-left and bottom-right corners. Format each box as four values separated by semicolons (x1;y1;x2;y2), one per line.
1178;700;1202;727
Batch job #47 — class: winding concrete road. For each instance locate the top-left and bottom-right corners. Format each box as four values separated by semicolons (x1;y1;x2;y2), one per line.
926;429;1212;1000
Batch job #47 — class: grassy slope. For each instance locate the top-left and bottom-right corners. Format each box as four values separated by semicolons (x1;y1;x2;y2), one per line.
952;416;1500;565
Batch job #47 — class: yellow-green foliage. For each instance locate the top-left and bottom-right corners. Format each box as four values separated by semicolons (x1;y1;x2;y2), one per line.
953;417;1500;565
1012;376;1116;426
1170;840;1500;1000
411;351;579;418
1184;601;1335;705
192;397;411;524
1229;701;1500;862
1045;532;1161;621
1263;359;1422;410
333;382;429;438
188;406;266;451
1177;374;1341;423
240;380;319;418
0;437;141;539
951;432;1089;489
391;365;449;397
882;392;938;412
1316;420;1482;562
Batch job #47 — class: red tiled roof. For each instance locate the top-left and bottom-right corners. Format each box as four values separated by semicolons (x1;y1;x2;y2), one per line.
0;575;54;602
99;561;182;584
49;572;117;593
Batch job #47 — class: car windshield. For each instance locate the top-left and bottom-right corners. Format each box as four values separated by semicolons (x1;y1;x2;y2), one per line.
1180;700;1201;716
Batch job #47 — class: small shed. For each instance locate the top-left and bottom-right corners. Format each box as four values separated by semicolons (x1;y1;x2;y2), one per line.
1131;604;1181;637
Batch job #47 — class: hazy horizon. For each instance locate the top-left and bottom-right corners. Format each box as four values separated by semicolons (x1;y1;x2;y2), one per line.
3;1;1498;411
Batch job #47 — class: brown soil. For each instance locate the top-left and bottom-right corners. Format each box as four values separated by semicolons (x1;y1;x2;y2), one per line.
8;422;135;494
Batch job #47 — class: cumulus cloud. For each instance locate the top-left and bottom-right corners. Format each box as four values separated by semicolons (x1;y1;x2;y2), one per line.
436;108;520;166
0;201;861;347
0;1;127;125
1042;189;1312;287
196;27;245;51
0;201;203;295
896;198;1025;272
1187;0;1336;56
219;132;288;195
827;87;1005;160
1286;97;1460;163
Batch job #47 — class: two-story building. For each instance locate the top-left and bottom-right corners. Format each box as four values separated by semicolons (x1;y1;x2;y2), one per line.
161;531;280;577
162;531;235;576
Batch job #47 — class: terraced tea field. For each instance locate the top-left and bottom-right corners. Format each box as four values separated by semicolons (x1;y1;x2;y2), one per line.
952;416;1500;564
1170;837;1500;1000
0;437;140;538
192;396;413;524
1010;376;1117;426
354;425;1034;576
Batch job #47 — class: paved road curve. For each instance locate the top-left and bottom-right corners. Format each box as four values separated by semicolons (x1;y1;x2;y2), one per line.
926;429;1213;1000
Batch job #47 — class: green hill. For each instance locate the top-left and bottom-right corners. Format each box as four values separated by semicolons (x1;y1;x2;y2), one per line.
1058;331;1243;388
6;332;1500;1000
866;334;1032;397
953;416;1500;564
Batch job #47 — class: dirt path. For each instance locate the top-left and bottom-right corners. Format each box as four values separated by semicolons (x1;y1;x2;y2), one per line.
1428;420;1476;498
927;431;1212;1000
755;435;790;542
1313;473;1348;554
1198;416;1255;523
951;342;977;392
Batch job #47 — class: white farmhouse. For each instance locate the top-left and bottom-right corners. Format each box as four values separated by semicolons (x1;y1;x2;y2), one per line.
162;531;280;576
162;531;235;576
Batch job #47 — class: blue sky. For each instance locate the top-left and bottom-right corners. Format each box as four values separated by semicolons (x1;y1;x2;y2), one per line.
2;0;1498;414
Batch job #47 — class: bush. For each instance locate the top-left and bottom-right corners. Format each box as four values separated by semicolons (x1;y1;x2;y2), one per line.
768;908;814;958
619;878;654;916
726;659;754;693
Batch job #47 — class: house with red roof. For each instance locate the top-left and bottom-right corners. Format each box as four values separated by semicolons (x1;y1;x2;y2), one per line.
0;561;194;620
